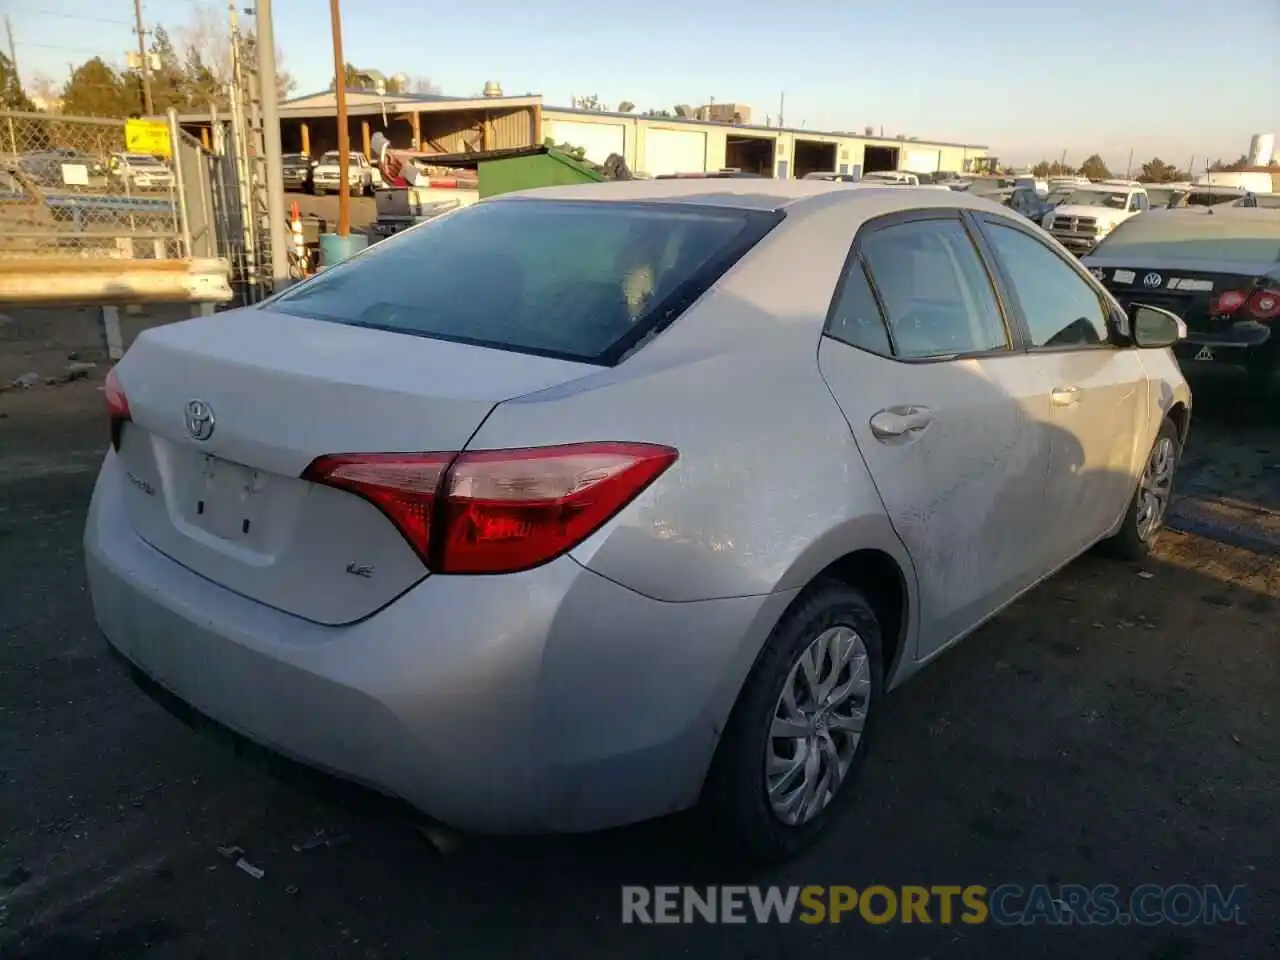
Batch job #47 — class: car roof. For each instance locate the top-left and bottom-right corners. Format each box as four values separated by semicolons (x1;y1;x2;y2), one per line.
499;177;1014;216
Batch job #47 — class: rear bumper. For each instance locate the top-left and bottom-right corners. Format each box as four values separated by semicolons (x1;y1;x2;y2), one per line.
85;451;788;833
1174;327;1277;378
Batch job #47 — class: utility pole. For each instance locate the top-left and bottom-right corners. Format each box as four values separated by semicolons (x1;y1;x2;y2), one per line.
227;0;259;298
256;0;289;287
328;0;351;236
133;0;154;115
5;17;18;77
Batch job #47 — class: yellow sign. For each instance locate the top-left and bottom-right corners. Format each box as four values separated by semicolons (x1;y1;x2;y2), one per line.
125;119;172;159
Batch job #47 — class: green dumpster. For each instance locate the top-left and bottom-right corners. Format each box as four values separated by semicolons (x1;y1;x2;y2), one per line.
478;148;605;199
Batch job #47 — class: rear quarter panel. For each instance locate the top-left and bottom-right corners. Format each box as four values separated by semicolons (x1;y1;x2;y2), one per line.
466;200;916;607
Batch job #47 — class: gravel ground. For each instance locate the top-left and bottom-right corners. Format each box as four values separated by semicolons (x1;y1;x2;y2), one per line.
0;358;1277;959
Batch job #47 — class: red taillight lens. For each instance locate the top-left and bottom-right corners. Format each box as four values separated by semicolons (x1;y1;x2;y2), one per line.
302;442;678;573
1212;287;1280;321
104;367;130;449
1213;290;1248;314
1246;289;1280;321
302;452;454;558
436;442;678;573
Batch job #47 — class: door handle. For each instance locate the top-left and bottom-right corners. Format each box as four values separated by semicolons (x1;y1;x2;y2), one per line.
1051;385;1082;407
869;406;933;441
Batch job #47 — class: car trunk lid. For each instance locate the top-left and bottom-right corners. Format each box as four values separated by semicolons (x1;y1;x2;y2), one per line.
112;308;598;625
1091;259;1272;334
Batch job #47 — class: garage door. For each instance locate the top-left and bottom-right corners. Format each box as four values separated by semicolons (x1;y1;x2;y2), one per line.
543;119;625;165
643;128;708;176
902;149;941;174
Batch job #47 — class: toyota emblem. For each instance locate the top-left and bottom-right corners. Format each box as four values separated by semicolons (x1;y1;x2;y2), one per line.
1142;272;1163;288
184;399;216;442
1089;268;1105;281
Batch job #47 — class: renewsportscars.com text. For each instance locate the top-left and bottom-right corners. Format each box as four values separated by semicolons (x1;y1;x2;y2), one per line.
621;884;1248;926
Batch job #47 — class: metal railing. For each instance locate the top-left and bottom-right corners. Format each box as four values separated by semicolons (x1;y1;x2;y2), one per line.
1;111;187;261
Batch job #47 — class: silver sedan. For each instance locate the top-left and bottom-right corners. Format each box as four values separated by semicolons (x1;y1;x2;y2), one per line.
85;179;1191;863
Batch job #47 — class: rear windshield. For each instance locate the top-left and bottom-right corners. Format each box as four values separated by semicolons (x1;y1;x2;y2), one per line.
1093;215;1280;263
269;198;779;364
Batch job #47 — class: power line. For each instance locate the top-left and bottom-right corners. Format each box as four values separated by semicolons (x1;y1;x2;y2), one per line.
15;41;111;54
29;10;132;27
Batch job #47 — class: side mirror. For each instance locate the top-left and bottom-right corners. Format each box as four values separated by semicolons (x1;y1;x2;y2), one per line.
1130;304;1186;348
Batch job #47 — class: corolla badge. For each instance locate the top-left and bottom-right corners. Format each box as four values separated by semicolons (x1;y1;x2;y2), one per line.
1143;272;1163;288
184;399;216;441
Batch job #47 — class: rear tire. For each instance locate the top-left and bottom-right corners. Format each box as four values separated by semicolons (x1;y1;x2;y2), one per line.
1103;417;1180;561
702;579;883;865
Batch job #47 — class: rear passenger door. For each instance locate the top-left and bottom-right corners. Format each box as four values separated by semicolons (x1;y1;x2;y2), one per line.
817;211;1055;659
973;214;1148;564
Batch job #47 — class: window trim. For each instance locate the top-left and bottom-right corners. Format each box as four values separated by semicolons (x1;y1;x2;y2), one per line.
822;208;1018;364
969;211;1123;354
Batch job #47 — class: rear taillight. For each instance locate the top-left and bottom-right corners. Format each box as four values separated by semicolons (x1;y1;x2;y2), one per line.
1212;287;1280;321
104;367;130;450
1246;289;1280;321
302;442;678;574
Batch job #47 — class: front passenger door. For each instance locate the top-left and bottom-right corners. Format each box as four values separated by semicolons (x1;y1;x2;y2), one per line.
818;212;1054;658
975;216;1148;564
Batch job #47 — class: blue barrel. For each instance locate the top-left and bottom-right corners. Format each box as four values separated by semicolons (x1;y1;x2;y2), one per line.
319;232;369;267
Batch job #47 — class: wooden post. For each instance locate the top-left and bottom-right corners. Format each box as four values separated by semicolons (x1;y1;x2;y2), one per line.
410;111;420;150
362;120;371;160
532;104;542;147
100;305;124;360
481;112;491;151
201;126;210;150
300;121;310;156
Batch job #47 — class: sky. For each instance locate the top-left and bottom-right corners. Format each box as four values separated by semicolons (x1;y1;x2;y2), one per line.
5;0;1278;172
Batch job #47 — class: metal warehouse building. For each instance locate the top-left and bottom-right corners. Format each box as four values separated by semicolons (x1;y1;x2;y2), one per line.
541;108;988;179
185;89;987;179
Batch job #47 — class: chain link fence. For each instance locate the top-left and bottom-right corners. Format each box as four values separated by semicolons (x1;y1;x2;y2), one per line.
0;111;187;261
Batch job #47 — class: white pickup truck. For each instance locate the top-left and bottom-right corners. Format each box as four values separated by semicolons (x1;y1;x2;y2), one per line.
311;151;383;196
1043;181;1150;254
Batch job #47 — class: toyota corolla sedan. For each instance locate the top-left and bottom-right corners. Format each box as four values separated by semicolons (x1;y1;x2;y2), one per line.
86;180;1191;863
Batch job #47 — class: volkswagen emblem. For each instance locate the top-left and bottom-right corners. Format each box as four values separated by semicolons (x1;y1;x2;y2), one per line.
184;399;216;441
1143;272;1163;288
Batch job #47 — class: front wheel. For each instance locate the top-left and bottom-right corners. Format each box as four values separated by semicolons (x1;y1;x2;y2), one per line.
703;579;883;864
1103;417;1180;560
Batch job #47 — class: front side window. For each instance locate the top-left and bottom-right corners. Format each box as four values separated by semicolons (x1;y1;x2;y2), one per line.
269;199;778;364
984;222;1110;348
859;218;1009;358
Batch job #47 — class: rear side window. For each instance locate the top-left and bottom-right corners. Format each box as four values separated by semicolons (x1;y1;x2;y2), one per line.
859;218;1009;358
270;199;778;364
825;258;892;355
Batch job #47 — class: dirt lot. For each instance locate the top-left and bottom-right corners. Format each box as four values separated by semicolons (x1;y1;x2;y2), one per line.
0;332;1277;958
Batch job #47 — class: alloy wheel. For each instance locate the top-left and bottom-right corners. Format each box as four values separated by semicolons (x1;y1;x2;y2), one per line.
1136;435;1176;541
764;625;872;825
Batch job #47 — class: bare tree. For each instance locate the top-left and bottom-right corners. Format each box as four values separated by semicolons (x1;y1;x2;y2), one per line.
29;72;61;108
409;76;441;95
179;5;295;99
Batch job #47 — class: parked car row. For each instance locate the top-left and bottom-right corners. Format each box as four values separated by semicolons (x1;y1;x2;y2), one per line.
12;149;174;193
